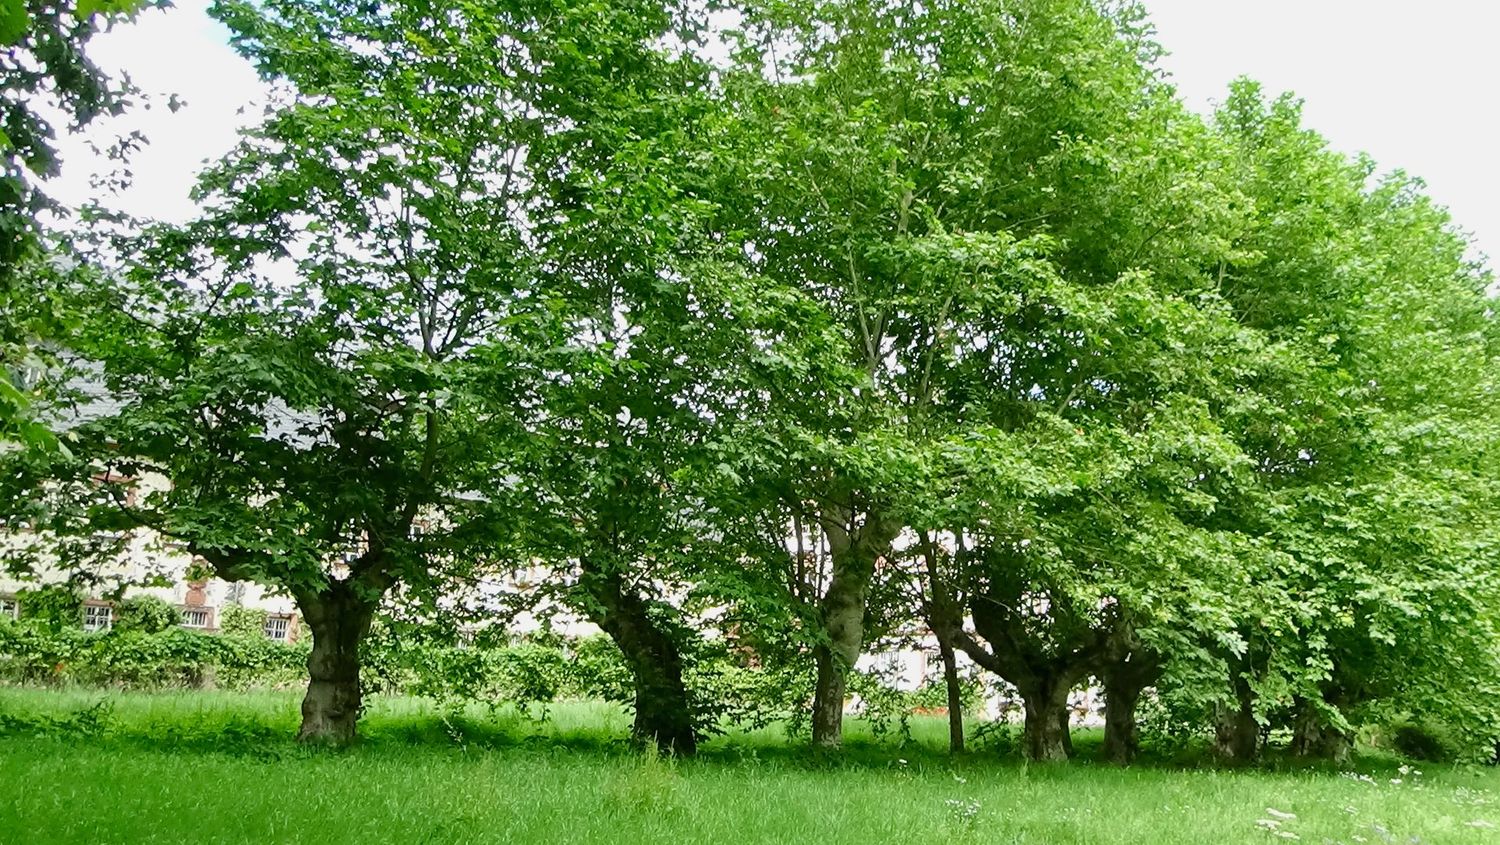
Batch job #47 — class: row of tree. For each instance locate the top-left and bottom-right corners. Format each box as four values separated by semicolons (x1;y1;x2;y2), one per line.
5;0;1499;761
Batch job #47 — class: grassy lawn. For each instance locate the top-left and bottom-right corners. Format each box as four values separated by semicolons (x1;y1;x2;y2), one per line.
1;689;1496;844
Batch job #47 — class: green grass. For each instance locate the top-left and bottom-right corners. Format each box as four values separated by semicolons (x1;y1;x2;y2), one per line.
1;688;1497;844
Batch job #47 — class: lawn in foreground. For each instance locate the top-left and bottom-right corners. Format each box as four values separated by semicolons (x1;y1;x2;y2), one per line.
0;689;1496;844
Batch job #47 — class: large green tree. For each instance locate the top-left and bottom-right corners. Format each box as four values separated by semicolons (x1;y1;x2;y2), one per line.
6;0;644;743
718;0;1258;754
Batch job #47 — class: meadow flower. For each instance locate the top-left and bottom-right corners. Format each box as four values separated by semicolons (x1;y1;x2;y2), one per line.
944;798;981;825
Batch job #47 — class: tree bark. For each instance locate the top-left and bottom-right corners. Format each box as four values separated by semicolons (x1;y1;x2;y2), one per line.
1020;677;1072;762
811;569;866;748
810;504;899;749
1099;641;1161;765
579;559;696;755
1213;683;1260;764
1290;697;1351;763
919;530;964;754
295;583;379;745
1102;678;1143;765
938;637;964;754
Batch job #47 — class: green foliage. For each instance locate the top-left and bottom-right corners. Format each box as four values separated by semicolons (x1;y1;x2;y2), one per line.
112;595;179;634
0;616;308;689
14;585;82;632
218;604;267;640
3;0;1498;757
1388;722;1461;764
1;0;158;453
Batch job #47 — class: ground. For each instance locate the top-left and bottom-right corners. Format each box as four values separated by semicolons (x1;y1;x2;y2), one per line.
0;689;1496;844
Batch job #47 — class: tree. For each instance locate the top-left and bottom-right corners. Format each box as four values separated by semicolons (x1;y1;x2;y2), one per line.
7;0;621;743
2;0;159;452
721;0;1265;758
1192;82;1500;762
484;0;771;754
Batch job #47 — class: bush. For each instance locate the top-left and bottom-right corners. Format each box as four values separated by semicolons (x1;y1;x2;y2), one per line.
14;586;83;632
113;596;181;634
0;616;897;739
0;616;308;690
1391;721;1460;762
219;604;268;639
567;635;633;702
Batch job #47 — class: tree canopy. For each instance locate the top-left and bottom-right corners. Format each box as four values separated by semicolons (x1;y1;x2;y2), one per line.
4;0;1498;759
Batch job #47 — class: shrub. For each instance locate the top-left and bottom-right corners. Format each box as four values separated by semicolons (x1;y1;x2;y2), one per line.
14;586;83;632
1391;721;1460;762
567;635;633;702
113;596;181;634
219;604;268;639
0;617;307;690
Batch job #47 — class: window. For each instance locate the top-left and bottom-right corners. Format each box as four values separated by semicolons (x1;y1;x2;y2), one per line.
0;597;17;620
181;608;211;629
83;604;113;632
264;616;290;641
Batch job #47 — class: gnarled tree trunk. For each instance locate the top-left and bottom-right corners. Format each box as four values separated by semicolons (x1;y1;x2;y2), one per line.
580;558;696;755
1019;674;1073;762
1099;633;1161;765
1290;696;1351;763
295;583;379;745
811;568;867;748
811;504;900;749
1101;677;1144;765
1214;680;1260;764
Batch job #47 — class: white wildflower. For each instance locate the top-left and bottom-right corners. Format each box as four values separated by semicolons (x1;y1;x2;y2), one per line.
1266;808;1297;820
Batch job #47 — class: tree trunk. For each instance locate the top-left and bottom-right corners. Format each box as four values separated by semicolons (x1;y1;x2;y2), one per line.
811;646;847;748
1291;698;1351;763
1101;679;1143;765
1214;688;1259;763
810;506;899;749
811;567;867;748
296;585;378;745
1020;678;1072;762
580;560;696;755
939;638;964;754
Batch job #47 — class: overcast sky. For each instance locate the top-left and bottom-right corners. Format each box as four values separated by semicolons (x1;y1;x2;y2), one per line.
50;0;1500;268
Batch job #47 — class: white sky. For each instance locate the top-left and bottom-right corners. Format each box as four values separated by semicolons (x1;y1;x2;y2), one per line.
50;0;1500;268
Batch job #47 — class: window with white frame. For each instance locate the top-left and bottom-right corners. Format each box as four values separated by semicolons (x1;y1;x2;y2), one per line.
0;596;17;620
83;604;113;632
181;608;211;629
264;615;290;641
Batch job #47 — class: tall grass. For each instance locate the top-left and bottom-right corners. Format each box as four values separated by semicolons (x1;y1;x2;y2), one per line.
1;688;1496;844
